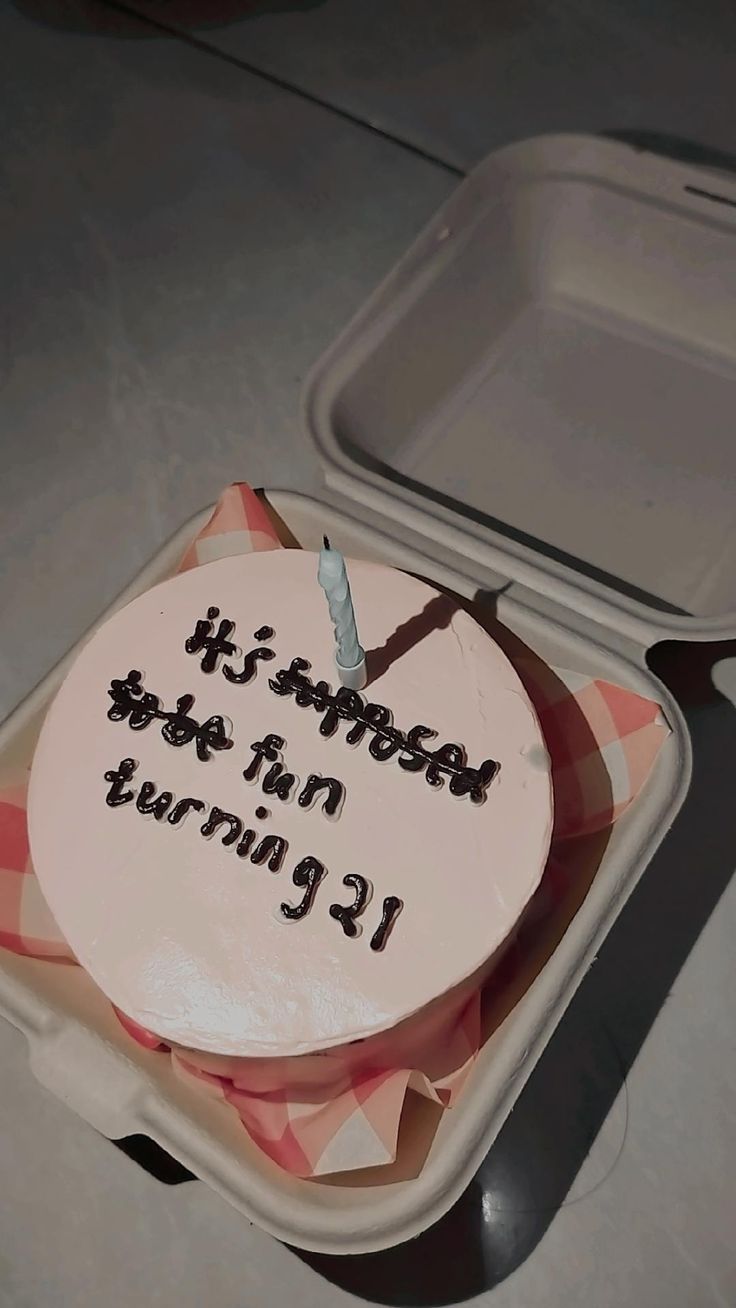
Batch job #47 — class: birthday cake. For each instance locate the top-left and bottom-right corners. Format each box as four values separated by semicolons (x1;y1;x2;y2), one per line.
27;549;553;1058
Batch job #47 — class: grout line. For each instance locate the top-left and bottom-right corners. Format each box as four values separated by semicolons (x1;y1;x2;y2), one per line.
684;183;736;211
101;0;466;179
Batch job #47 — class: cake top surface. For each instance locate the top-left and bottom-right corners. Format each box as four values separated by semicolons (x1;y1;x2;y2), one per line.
28;550;553;1057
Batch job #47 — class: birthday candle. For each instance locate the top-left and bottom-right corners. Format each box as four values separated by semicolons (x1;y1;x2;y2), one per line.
318;536;367;690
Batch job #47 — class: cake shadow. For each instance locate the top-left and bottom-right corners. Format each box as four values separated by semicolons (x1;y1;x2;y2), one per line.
292;635;736;1305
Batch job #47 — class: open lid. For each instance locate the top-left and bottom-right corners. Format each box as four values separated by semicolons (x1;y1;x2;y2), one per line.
304;134;736;649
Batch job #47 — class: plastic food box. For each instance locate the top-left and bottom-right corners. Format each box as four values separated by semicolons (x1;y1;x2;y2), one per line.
1;135;734;1255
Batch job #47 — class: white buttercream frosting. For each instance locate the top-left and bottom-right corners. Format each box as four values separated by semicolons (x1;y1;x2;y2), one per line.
28;552;552;1057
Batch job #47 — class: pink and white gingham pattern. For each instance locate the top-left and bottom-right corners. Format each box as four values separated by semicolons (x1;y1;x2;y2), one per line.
0;782;74;960
0;484;669;1177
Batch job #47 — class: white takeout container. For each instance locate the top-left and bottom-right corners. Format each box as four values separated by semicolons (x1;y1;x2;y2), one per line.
1;135;735;1254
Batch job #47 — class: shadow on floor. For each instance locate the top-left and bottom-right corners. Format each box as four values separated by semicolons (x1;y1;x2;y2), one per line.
292;639;736;1304
604;129;736;177
113;1133;196;1183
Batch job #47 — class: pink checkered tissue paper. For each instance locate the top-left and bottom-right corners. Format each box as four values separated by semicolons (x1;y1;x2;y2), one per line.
0;484;669;1178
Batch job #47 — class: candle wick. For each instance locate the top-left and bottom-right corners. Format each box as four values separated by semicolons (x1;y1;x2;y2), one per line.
323;534;331;550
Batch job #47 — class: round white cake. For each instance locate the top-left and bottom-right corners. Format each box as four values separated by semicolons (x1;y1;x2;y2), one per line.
28;551;553;1057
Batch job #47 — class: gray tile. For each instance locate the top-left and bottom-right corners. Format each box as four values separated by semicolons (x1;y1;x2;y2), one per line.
121;0;736;171
0;5;453;716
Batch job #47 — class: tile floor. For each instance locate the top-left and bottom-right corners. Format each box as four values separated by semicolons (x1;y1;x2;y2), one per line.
1;4;735;1306
120;0;736;172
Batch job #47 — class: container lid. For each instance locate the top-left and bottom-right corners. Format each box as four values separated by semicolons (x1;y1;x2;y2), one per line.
304;134;736;648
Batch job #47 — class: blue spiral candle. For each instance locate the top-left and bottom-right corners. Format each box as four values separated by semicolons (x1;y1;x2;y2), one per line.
318;535;367;689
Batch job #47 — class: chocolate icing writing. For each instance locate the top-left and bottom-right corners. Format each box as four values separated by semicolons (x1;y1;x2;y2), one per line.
370;896;403;951
107;671;233;762
298;774;344;817
242;733;283;783
329;874;370;937
200;807;242;846
250;834;288;872
398;725;434;772
102;761;292;869
262;762;297;802
185;609;276;683
236;828;256;858
280;856;325;921
107;672;160;731
185;606;237;673
223;641;275;685
103;759;403;945
269;660;499;802
168;796;206;826
255;805;269;821
366;705;401;761
136;780;173;821
242;734;298;801
104;757;137;807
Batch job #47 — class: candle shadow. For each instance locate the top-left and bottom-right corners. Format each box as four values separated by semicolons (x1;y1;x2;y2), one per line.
365;583;513;685
365;594;461;684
